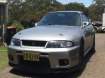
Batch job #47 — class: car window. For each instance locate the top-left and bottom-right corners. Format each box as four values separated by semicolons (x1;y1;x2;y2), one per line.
38;12;81;26
82;14;89;22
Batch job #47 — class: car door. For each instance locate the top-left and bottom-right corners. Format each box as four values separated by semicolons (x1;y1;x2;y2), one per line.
82;14;91;53
87;21;95;49
84;17;94;50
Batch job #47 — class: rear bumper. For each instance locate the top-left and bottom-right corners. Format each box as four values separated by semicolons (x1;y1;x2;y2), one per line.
8;45;80;73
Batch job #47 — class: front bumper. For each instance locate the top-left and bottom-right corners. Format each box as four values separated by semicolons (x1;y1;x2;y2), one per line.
8;45;80;73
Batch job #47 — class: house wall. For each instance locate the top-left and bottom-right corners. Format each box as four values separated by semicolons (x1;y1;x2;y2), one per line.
103;13;105;26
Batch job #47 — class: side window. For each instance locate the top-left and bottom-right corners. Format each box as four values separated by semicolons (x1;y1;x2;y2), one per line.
82;14;89;22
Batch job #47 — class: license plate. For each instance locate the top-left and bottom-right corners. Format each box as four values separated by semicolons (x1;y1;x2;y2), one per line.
23;52;40;61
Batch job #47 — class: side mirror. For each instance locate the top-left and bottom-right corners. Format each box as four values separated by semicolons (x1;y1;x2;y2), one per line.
35;23;38;27
89;19;91;22
83;21;90;27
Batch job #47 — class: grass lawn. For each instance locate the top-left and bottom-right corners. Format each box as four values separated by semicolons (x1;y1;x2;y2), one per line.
0;47;7;51
0;47;8;71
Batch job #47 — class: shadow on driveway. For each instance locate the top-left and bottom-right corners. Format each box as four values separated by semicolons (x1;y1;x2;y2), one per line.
10;51;95;78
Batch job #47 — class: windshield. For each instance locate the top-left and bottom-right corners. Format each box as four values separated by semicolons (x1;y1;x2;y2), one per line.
38;12;81;26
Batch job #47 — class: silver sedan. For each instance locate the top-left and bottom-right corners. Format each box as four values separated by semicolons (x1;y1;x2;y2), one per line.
8;11;95;73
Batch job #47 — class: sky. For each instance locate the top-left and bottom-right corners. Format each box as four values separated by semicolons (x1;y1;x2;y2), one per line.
57;0;93;7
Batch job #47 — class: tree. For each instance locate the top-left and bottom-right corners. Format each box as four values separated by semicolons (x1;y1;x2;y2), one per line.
8;0;89;29
94;0;105;5
89;0;105;21
8;0;64;28
65;3;88;15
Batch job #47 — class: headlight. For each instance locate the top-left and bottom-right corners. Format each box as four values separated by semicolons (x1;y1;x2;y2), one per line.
46;41;74;48
11;38;21;46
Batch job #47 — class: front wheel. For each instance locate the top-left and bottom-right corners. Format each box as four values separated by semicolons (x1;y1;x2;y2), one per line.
79;40;84;63
91;34;95;53
76;39;84;71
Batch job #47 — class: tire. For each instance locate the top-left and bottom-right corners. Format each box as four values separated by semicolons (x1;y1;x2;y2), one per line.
94;27;97;32
79;39;84;64
9;62;15;67
76;39;84;71
103;28;105;32
71;39;85;72
91;34;95;53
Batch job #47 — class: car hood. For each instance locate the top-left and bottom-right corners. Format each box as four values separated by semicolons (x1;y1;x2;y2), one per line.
14;25;82;41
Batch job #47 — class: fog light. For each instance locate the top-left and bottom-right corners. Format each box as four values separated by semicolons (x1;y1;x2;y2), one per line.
59;59;69;66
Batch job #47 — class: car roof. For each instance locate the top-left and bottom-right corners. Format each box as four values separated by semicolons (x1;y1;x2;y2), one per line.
49;11;83;14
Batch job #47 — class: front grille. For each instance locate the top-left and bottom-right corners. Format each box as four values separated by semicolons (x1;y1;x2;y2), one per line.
22;40;47;47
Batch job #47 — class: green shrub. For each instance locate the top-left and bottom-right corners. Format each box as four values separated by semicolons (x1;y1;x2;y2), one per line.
12;21;24;32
